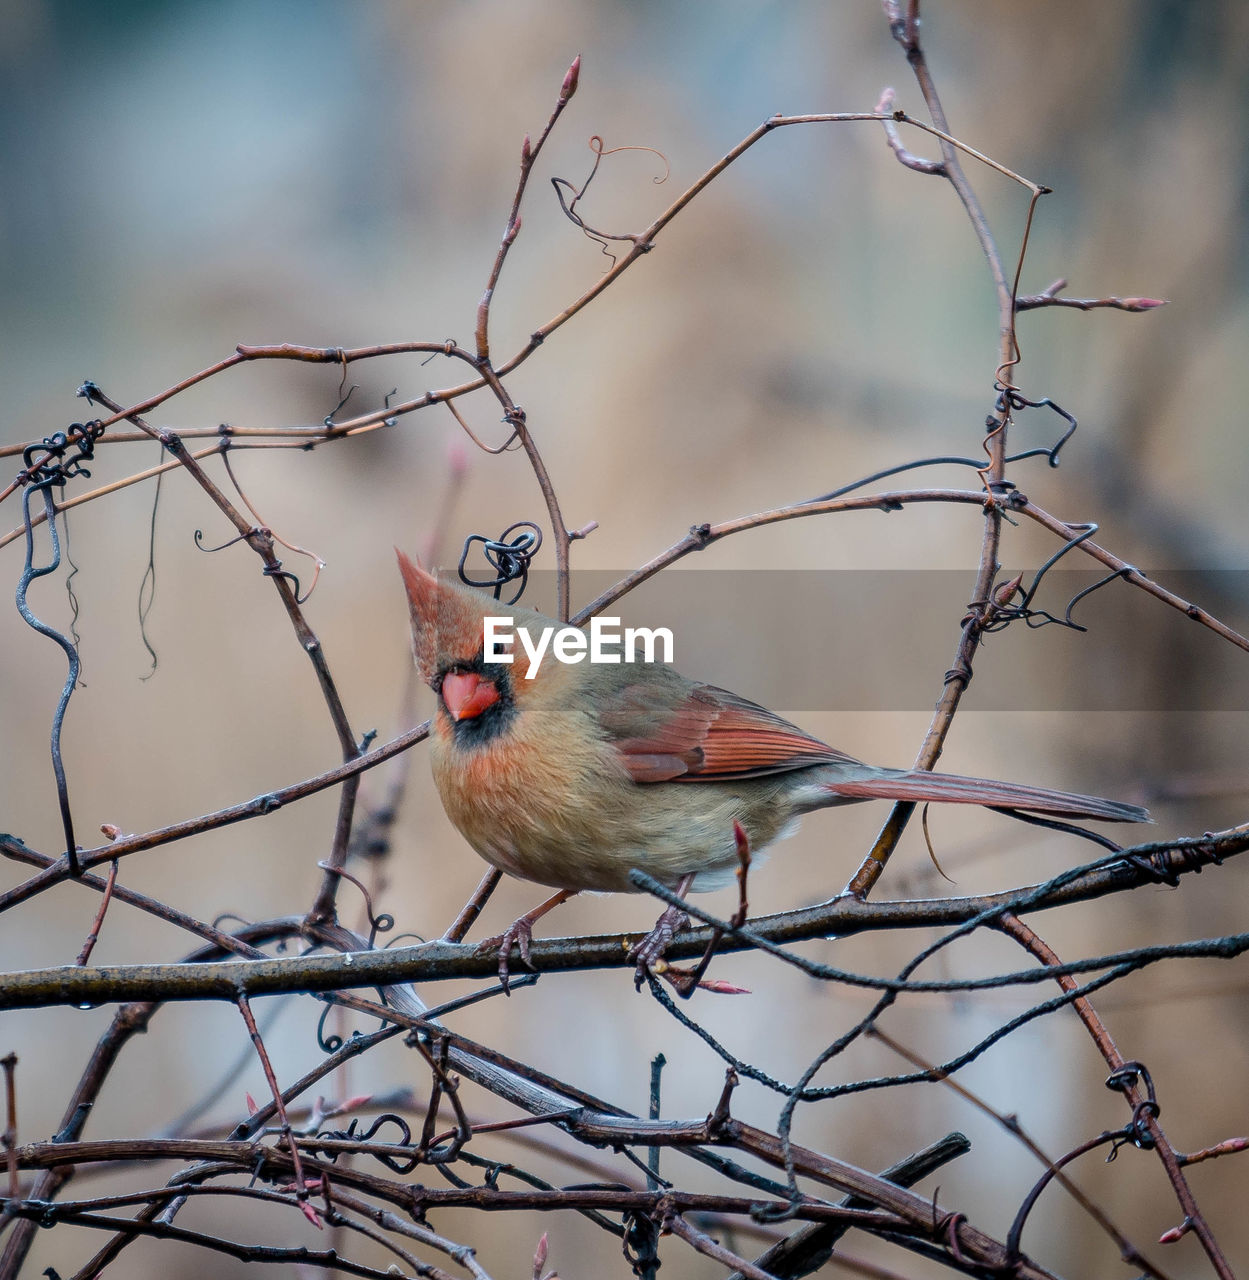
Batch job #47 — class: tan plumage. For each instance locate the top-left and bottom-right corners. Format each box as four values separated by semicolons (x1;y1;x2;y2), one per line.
398;552;1148;907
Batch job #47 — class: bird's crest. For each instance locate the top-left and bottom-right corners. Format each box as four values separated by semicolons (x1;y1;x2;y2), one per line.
395;549;487;685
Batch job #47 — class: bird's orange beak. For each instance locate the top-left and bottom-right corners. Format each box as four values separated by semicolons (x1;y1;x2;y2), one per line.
441;670;501;722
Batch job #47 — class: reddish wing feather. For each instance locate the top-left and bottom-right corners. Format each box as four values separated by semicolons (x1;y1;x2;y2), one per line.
607;682;860;783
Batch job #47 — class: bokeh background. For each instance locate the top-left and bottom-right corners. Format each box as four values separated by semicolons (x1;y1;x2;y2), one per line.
2;2;1248;1276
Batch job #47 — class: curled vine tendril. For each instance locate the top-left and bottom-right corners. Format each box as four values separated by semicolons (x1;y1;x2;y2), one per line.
13;420;106;874
458;521;543;603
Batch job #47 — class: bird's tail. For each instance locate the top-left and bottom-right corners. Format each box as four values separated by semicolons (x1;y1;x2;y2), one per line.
824;769;1149;823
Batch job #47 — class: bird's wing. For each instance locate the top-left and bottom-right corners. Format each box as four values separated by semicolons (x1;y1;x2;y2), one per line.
598;681;861;783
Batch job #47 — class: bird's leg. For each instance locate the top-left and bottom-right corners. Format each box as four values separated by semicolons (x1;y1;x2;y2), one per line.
477;889;577;993
629;873;695;989
645;823;754;998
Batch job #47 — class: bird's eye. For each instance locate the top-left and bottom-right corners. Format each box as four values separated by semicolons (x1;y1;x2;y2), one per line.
485;639;513;667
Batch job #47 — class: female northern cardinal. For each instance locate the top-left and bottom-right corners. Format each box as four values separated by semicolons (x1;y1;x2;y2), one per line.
397;552;1147;980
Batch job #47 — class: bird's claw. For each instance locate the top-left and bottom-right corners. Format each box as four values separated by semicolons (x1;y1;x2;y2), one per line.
478;917;537;994
629;904;690;990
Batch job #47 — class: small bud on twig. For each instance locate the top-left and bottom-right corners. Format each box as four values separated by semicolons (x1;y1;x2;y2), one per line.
993;573;1024;607
560;55;581;101
326;1093;373;1118
1158;1217;1193;1244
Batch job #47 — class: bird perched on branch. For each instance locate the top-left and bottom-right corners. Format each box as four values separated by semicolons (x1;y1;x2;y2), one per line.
397;551;1147;987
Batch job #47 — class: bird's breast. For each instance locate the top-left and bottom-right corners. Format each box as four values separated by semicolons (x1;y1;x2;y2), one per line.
429;706;810;894
430;704;639;891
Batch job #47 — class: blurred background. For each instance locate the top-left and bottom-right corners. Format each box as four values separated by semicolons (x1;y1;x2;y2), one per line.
2;1;1248;1276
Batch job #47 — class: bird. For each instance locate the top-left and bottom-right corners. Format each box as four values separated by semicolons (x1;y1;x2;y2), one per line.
397;551;1148;986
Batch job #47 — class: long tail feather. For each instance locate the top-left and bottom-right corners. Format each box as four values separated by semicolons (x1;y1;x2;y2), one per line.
826;770;1148;822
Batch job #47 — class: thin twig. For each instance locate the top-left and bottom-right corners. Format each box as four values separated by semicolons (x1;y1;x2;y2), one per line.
475;56;580;363
443;868;504;943
997;914;1234;1280
75;858;119;966
236;993;311;1205
868;1028;1173;1280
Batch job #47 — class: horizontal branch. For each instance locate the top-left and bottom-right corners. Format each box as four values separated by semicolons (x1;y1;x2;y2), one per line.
5;1122;1054;1279
0;1196;447;1280
573;487;1249;656
3;1156;897;1228
573;489;989;619
1;828;1243;1011
1015;277;1167;313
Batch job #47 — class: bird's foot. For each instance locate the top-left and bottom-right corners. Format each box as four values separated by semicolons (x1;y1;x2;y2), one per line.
477;916;536;994
629;903;691;990
473;888;576;994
